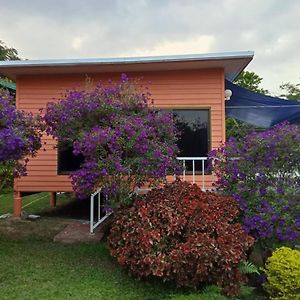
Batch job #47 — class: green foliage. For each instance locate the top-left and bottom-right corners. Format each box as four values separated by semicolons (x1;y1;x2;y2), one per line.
239;261;260;275
237;284;260;300
225;117;255;140
234;71;269;95
171;285;228;300
0;160;14;192
0;40;19;87
109;180;254;297
0;40;20;61
200;285;228;300
279;82;300;101
226;70;269;139
263;247;300;299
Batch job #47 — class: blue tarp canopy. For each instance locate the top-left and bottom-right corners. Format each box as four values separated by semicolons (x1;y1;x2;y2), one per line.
225;80;300;128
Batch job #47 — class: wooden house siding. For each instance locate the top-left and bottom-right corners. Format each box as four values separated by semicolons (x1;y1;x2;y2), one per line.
15;68;225;193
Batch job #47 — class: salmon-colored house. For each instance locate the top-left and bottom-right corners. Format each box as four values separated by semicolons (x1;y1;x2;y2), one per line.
0;51;253;218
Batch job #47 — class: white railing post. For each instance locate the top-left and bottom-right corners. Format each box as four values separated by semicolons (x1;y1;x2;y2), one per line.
192;160;195;183
90;193;94;234
98;192;101;222
211;159;215;187
202;159;205;190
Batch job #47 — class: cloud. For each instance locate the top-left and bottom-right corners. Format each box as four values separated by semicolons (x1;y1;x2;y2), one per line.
129;35;216;56
0;0;299;94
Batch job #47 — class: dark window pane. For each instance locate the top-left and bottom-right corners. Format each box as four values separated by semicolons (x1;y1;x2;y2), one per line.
57;142;84;175
173;109;209;172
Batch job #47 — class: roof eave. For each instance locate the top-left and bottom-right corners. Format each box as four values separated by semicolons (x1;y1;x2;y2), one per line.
0;51;254;81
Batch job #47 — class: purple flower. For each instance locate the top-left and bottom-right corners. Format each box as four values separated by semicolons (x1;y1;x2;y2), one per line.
101;168;108;176
209;121;300;244
44;75;179;202
0;91;42;177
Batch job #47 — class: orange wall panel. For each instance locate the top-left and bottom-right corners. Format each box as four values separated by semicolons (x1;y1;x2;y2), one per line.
15;69;225;193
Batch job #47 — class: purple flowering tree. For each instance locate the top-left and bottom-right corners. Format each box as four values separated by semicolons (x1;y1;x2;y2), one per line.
0;90;42;191
209;122;300;247
44;75;179;206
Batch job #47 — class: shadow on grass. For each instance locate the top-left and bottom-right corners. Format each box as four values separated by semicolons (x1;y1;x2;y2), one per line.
40;195;91;221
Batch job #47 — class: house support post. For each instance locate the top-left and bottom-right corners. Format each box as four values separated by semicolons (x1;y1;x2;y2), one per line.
13;191;22;217
50;192;57;207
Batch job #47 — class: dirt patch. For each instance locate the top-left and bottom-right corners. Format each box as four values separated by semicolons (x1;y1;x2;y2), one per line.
0;217;75;241
53;222;104;244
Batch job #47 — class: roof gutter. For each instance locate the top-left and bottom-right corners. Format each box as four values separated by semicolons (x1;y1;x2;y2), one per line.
0;51;254;68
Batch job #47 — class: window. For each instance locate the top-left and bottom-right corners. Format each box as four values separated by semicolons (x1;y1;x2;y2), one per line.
57;141;84;175
173;109;210;172
57;109;210;174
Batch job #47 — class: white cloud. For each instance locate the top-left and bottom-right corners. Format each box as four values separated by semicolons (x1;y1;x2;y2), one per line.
129;35;215;56
71;36;87;49
0;0;299;94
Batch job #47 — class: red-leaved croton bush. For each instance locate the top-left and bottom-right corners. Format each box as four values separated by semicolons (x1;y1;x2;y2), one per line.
108;180;254;297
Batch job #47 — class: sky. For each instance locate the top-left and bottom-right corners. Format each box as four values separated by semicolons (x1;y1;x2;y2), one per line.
0;0;299;95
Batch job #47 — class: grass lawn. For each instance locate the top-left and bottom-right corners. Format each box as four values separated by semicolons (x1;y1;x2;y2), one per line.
0;192;73;215
0;192;264;299
0;238;179;300
0;228;231;300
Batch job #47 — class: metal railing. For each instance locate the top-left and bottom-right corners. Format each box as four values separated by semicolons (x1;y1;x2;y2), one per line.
90;157;215;232
90;187;113;234
176;157;214;190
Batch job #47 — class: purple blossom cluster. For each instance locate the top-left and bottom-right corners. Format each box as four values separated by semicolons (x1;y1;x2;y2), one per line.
0;90;42;179
44;75;179;204
209;122;300;246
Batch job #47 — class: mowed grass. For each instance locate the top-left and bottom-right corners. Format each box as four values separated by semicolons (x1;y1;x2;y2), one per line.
0;193;205;300
0;192;179;299
0;231;224;300
0;192;262;300
0;238;180;300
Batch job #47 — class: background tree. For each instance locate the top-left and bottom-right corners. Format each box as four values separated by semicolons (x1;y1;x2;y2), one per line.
0;40;20;61
234;71;269;94
225;117;255;140
226;70;269;139
279;82;300;101
0;40;20;93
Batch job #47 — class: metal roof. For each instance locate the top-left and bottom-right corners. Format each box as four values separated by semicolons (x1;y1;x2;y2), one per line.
0;51;254;81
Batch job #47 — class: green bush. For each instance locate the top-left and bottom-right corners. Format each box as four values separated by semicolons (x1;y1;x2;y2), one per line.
263;247;300;299
0;160;14;192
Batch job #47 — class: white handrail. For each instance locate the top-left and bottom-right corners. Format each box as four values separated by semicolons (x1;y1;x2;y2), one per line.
176;157;214;189
90;187;113;234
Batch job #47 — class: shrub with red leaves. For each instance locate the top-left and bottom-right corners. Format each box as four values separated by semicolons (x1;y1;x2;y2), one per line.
108;180;255;297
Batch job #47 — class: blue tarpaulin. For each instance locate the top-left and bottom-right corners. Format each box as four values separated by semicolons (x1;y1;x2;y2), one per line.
225;80;300;128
